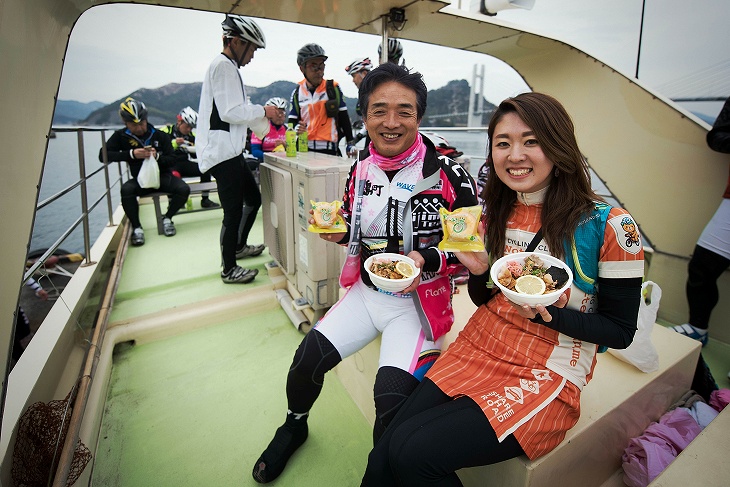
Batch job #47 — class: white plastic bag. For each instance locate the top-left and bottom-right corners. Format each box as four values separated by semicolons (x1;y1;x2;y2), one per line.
250;116;271;139
137;155;160;189
608;281;660;373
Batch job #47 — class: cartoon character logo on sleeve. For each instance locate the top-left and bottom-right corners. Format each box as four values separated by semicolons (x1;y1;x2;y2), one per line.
607;214;643;254
620;217;641;248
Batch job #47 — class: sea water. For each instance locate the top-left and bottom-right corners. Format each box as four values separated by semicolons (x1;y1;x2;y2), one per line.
32;129;122;255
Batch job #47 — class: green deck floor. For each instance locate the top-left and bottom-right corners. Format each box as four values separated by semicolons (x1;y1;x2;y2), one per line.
89;196;730;486
91;198;372;486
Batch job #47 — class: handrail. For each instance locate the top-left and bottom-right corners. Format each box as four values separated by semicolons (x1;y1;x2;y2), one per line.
51;220;131;487
22;127;127;283
13;126;129;485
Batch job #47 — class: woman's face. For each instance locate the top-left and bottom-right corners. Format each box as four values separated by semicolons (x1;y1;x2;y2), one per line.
491;112;554;194
364;81;420;157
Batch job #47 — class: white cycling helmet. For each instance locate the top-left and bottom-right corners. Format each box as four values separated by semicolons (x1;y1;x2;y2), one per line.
265;97;288;110
378;39;403;63
178;106;198;127
221;15;266;48
345;57;373;76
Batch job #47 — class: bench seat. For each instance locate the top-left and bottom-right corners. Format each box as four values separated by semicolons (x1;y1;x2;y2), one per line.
149;181;219;235
332;286;701;487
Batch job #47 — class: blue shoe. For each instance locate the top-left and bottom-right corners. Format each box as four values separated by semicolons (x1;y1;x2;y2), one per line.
672;323;708;347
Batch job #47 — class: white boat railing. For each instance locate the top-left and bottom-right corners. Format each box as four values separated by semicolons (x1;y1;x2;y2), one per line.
22;127;127;282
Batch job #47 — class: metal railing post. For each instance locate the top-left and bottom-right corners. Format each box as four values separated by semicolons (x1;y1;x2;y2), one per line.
76;130;95;266
100;130;115;226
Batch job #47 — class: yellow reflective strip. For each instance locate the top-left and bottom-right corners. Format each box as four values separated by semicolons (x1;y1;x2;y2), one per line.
571;238;594;285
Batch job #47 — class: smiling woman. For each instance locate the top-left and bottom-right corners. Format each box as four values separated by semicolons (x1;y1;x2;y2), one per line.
361;91;646;486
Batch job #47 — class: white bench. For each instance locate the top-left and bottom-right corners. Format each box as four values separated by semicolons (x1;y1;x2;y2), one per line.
150;181;219;235
332;287;701;487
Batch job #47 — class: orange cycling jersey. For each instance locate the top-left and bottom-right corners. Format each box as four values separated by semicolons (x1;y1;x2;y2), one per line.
289;79;342;144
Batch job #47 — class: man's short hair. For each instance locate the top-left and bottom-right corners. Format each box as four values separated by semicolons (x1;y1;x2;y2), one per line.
358;63;427;120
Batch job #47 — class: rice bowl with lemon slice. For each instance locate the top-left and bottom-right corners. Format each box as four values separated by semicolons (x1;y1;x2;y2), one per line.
490;252;573;307
364;253;421;293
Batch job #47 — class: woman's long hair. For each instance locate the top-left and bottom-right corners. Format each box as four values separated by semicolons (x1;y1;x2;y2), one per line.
483;92;602;260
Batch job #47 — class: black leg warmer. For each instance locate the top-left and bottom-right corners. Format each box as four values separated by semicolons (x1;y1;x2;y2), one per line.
372;366;419;444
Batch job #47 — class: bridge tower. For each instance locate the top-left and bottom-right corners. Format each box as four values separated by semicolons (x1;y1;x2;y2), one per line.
468;64;485;127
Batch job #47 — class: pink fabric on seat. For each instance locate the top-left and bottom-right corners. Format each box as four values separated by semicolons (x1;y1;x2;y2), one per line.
621;407;702;487
709;388;730;411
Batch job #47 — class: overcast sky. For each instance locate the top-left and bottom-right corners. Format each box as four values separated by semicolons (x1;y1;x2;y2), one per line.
57;0;729;118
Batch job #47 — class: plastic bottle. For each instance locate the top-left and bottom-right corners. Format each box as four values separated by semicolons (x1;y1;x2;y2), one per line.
297;127;308;152
285;123;297;157
186;198;193;211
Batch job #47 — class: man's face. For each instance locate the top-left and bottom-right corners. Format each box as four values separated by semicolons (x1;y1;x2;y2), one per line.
351;71;367;89
270;108;286;126
125;120;147;137
364;81;420;158
231;37;258;67
178;122;193;135
300;57;326;86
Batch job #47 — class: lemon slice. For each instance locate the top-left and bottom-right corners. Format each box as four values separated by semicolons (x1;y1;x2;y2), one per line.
395;261;415;278
515;275;546;295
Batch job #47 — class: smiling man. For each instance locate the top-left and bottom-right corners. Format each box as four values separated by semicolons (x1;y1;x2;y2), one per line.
252;63;477;484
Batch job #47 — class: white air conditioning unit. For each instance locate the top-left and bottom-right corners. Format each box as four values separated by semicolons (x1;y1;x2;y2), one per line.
261;162;296;275
261;152;351;316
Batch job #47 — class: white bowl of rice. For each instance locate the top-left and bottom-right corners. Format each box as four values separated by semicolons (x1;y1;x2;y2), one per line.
365;253;421;293
490;252;573;307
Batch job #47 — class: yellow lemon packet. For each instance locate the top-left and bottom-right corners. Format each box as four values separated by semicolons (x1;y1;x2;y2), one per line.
438;205;484;252
307;200;347;234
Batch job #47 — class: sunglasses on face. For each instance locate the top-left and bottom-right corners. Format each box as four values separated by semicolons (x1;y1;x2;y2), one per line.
307;62;325;71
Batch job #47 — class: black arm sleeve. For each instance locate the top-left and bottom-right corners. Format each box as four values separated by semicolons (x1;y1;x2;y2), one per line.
154;131;181;171
530;276;642;349
707;98;730;153
467;269;494;307
338;112;354;142
100;131;131;163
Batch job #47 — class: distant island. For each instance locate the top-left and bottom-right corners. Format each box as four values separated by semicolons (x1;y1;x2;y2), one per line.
54;80;496;128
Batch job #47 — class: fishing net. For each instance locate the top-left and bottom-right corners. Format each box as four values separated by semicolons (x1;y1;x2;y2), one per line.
11;389;91;486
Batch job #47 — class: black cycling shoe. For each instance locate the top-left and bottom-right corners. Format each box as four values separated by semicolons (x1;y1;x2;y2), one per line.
201;198;220;208
236;244;265;259
131;227;145;246
252;416;308;483
162;217;176;237
221;266;258;284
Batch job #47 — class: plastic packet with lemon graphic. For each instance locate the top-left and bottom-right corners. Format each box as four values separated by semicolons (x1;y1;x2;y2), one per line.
307;200;347;234
437;205;484;252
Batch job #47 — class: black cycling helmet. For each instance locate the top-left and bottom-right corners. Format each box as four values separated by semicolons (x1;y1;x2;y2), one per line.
297;43;328;66
221;15;266;48
378;39;403;63
119;97;147;123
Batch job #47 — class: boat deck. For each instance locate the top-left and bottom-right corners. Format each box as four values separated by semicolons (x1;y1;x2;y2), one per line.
89;195;729;486
90;197;372;486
